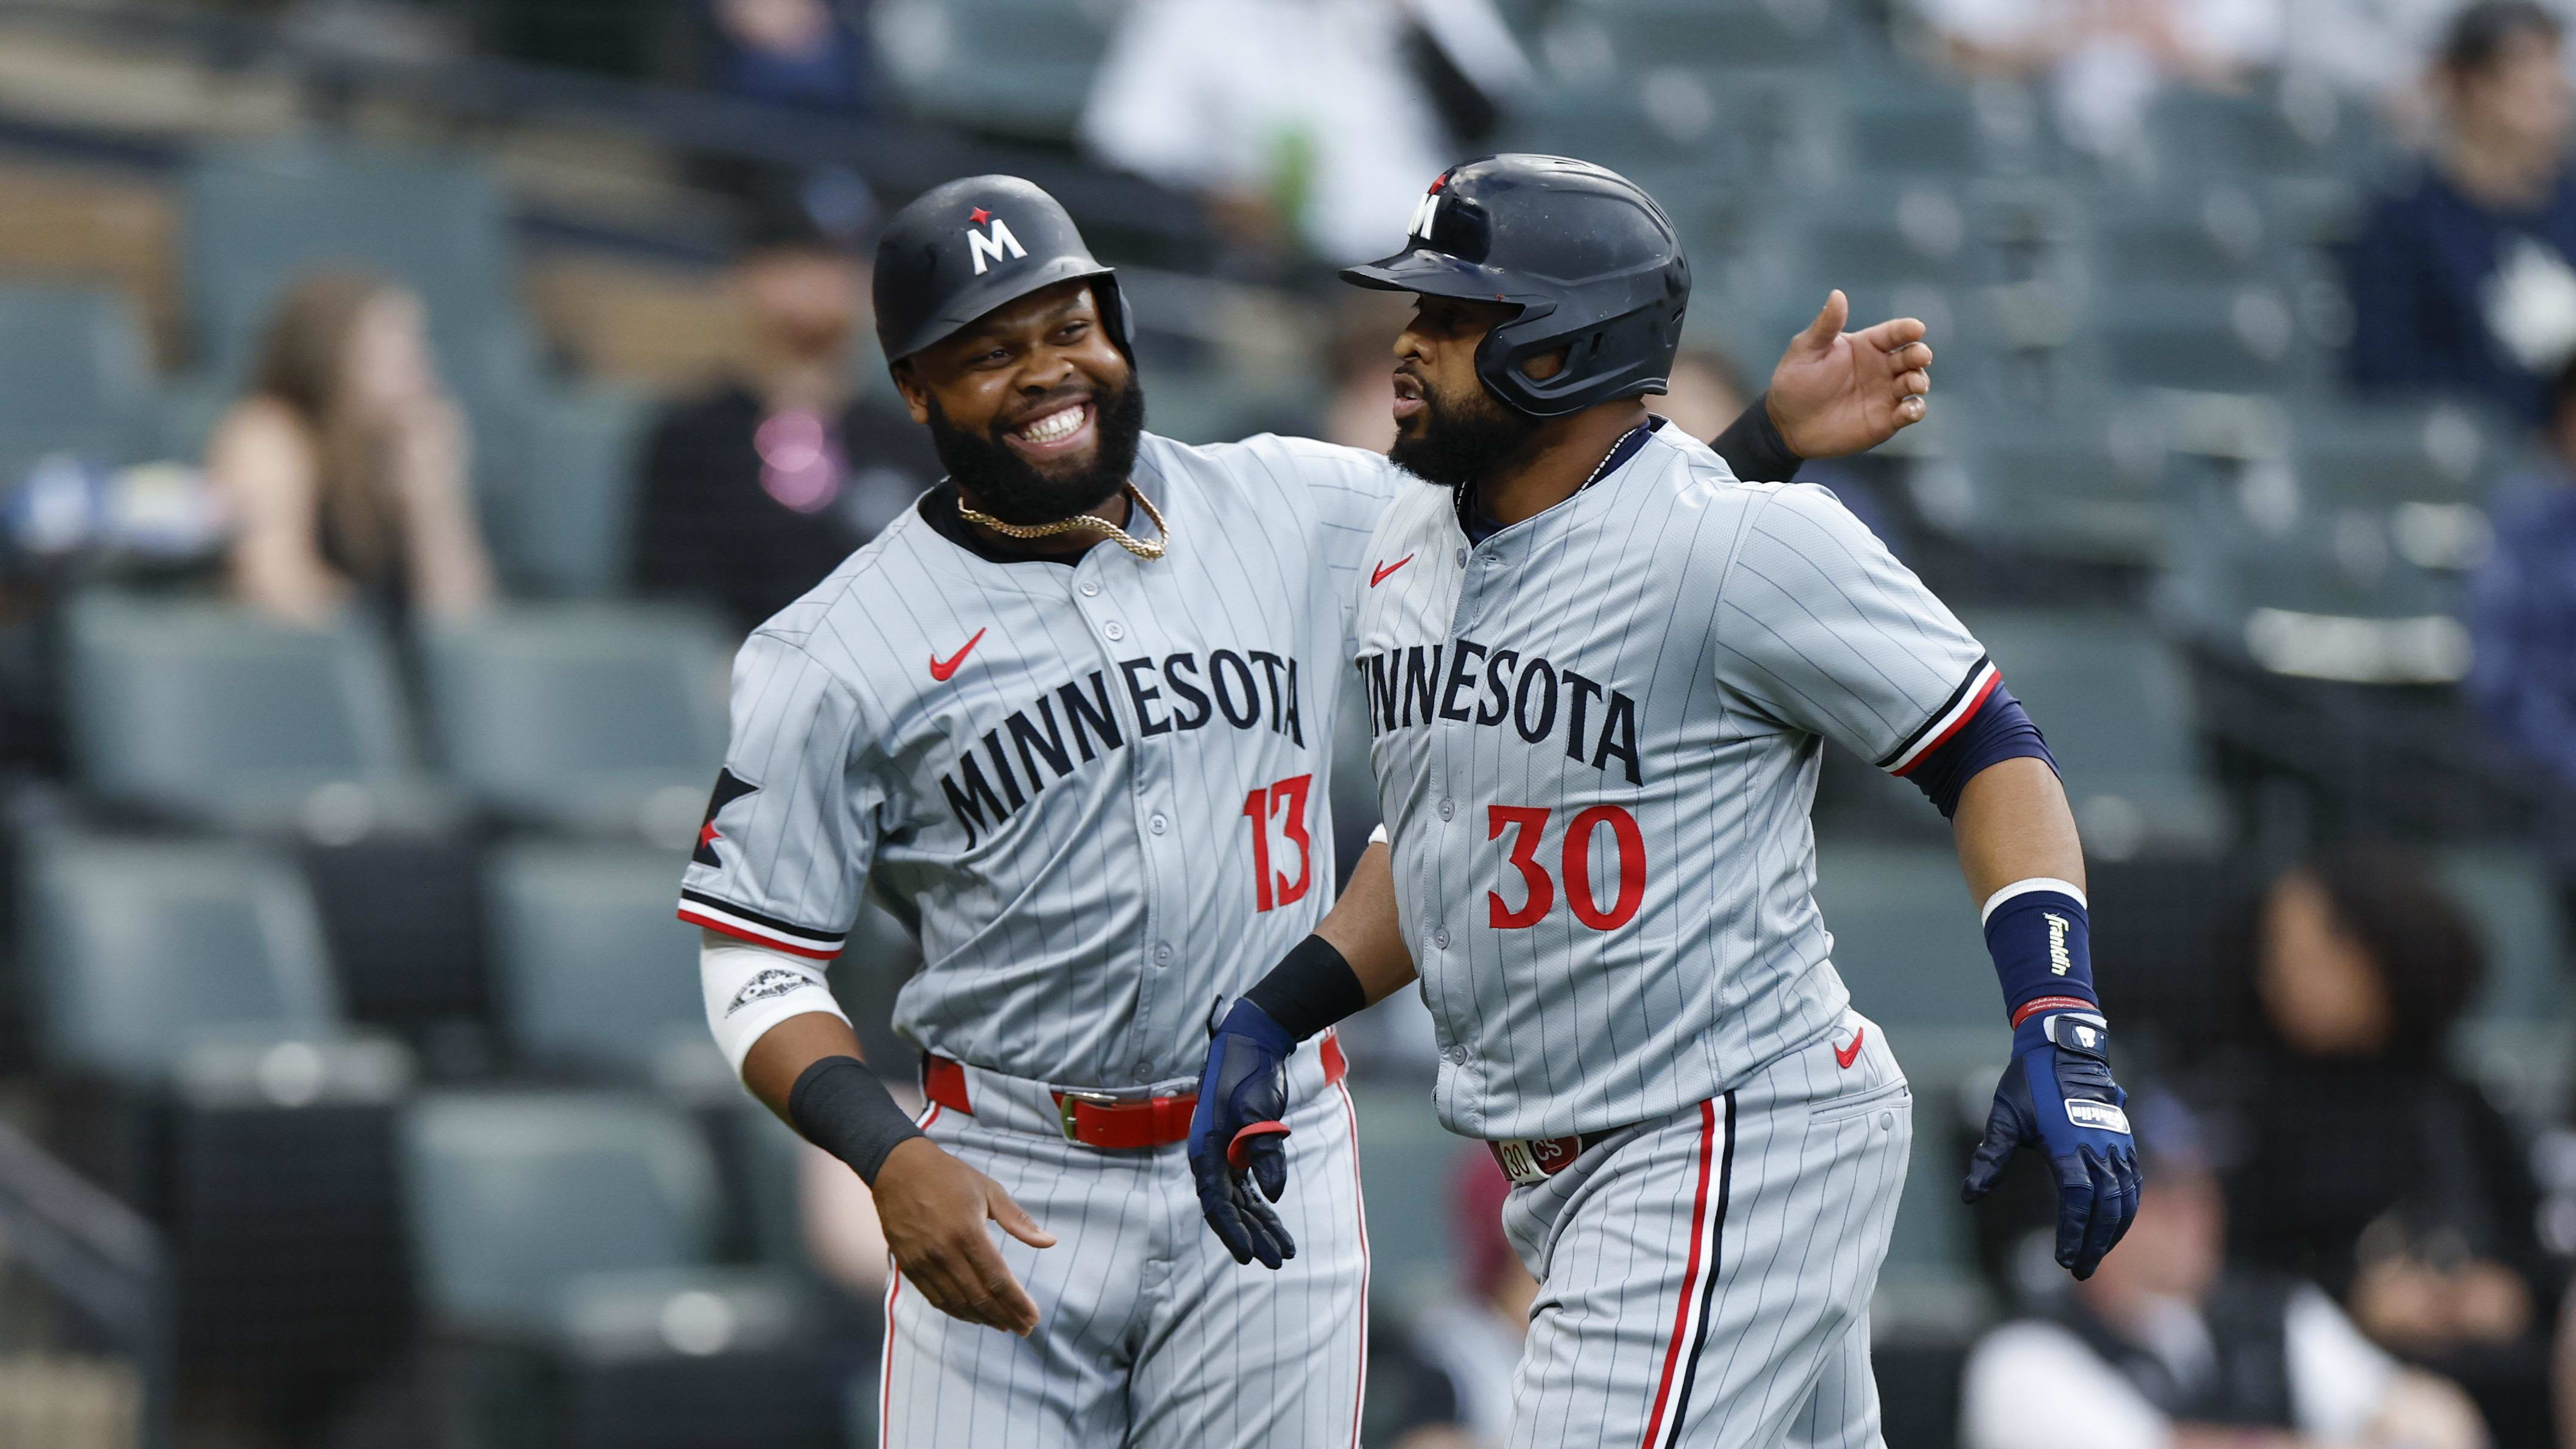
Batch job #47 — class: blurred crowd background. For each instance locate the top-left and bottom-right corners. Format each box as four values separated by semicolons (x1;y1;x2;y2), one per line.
0;0;2572;1447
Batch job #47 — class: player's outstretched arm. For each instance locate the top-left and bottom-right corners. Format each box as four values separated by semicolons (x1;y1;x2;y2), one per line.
1755;289;1933;462
1950;759;2142;1280
742;1008;1055;1334
1189;841;1415;1268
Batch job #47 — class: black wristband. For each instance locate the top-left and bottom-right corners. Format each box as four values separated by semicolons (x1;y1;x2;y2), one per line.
1709;391;1802;483
787;1056;925;1187
1242;934;1368;1042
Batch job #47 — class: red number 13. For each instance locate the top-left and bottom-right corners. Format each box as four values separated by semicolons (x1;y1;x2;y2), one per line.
1242;774;1315;913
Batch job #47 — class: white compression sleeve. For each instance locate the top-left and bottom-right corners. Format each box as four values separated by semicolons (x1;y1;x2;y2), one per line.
700;931;851;1077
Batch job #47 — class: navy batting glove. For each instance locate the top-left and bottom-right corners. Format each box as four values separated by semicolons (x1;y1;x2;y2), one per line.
1188;998;1299;1269
1961;1008;2141;1280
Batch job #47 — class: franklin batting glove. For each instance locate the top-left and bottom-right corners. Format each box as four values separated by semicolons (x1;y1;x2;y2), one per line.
1188;998;1299;1269
1961;1008;2142;1280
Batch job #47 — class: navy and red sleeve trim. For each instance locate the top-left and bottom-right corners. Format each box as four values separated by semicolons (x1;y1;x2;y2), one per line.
677;888;848;961
1878;658;2058;819
1876;657;2002;776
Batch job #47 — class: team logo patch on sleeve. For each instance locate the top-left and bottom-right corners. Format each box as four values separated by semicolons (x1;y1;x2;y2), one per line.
725;967;813;1017
694;768;759;868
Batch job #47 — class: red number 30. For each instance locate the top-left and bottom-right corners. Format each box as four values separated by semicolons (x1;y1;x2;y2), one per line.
1487;803;1647;931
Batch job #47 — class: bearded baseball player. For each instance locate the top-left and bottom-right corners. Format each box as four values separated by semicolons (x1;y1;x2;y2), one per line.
1188;155;2142;1449
681;170;1934;1448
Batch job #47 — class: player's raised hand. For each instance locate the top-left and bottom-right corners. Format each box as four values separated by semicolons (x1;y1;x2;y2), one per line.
873;1137;1056;1334
1961;1008;2142;1280
1188;999;1299;1269
1764;290;1934;459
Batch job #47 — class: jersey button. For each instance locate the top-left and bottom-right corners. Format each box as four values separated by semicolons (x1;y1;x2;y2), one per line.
1149;813;1167;834
1454;547;1468;568
1442;1045;1468;1065
1154;943;1173;966
1102;620;1126;641
1079;580;1100;597
1432;926;1450;951
1438;797;1454;822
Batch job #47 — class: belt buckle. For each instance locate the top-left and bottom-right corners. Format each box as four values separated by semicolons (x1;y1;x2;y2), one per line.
1054;1088;1131;1143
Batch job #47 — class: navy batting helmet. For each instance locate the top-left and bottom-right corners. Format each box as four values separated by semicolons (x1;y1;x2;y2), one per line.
1342;155;1689;418
873;175;1133;366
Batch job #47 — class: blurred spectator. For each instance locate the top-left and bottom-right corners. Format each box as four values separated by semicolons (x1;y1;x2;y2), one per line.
205;271;494;627
2345;0;2576;422
1960;1091;2486;1449
1646;348;1753;440
1911;0;2281;162
1385;1151;1535;1449
1079;0;1531;264
632;201;939;636
701;0;878;113
2203;844;2559;1438
2468;355;2576;828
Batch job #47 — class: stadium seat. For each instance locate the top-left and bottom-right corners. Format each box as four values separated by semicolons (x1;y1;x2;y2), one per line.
2084;184;2282;288
1347;1081;1471;1313
60;591;443;832
183;138;526;388
1905;409;2168;565
2092;283;2317;395
480;386;654;599
2440;847;2572;1025
0;284;155;482
483;841;716;1085
403;1091;729;1330
878;0;1115;140
1960;609;2228;853
420;602;730;837
2144;83;2378;181
27;835;339;1079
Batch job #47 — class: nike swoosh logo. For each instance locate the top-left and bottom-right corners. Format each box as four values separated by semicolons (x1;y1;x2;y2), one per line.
1834;1026;1867;1070
929;627;987;682
1370;554;1414;587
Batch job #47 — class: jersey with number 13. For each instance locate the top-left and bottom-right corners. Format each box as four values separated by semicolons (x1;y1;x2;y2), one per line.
1352;420;1990;1142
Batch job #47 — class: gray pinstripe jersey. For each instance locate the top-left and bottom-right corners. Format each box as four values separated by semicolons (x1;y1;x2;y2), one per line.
1350;423;1987;1140
679;430;1404;1087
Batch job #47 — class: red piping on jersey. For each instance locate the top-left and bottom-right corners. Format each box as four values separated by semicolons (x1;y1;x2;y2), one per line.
677;905;842;960
1640;1099;1718;1449
1891;668;2002;778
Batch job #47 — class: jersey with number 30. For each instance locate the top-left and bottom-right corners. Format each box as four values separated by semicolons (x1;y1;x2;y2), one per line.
1352;421;1989;1141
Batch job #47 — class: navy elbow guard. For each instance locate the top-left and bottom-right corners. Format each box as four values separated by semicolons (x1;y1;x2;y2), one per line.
1890;665;2057;819
1983;878;2098;1031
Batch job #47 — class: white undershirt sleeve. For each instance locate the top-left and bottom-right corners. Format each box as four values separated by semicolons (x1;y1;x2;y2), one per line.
1959;1321;2170;1449
700;931;852;1078
2285;1283;2398;1441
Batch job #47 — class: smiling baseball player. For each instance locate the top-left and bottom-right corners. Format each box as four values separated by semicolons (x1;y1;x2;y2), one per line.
680;171;1937;1449
1188;156;2141;1449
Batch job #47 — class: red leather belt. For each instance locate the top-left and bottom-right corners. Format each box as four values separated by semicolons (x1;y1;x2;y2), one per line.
923;1035;1347;1149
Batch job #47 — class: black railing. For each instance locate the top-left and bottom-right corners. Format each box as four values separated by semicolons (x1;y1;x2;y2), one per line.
0;1117;168;1449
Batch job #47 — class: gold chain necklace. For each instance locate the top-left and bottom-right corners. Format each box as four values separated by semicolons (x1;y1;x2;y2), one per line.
957;482;1168;561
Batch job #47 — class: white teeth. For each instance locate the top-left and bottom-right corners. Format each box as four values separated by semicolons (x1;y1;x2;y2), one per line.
1020;405;1085;444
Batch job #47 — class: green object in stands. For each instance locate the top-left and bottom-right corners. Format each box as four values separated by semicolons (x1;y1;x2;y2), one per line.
421;602;732;837
402;1091;723;1333
2442;847;2571;1025
29;836;339;1079
61;591;440;831
484;841;714;1084
487;387;654;599
1960;608;2228;853
0;285;154;481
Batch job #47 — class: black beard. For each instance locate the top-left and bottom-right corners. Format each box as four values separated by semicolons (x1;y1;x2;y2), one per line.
1387;376;1541;491
927;371;1147;526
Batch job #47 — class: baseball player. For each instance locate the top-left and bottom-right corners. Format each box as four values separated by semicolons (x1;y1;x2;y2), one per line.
1188;155;2142;1449
680;172;1935;1448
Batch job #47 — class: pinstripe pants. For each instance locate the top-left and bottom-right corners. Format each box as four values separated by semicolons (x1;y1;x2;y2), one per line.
1499;1010;1913;1449
880;1049;1369;1449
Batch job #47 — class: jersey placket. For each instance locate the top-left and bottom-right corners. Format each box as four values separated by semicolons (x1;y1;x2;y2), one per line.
1071;548;1177;1083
